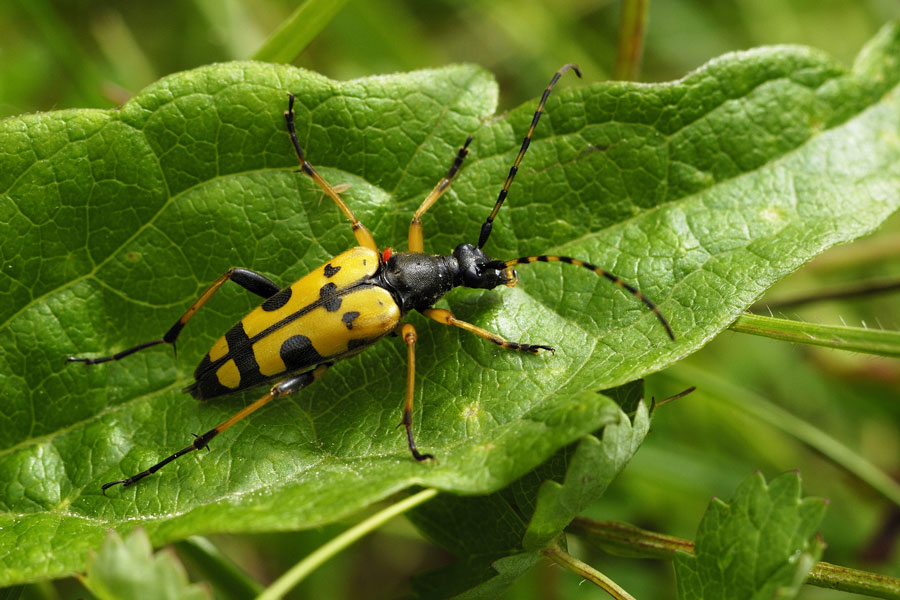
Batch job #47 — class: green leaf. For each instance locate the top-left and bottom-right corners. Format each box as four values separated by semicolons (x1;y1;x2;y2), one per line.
410;392;650;598
412;553;541;600
523;397;650;550
674;472;826;600
3;20;900;583
409;391;649;598
0;587;23;600
82;528;211;600
252;0;351;63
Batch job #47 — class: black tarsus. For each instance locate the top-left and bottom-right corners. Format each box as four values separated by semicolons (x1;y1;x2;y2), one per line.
66;268;280;366
403;422;435;462
101;428;220;495
67;338;166;365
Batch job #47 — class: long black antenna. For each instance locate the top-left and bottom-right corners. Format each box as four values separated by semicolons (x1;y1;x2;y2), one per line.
505;255;675;341
477;64;582;249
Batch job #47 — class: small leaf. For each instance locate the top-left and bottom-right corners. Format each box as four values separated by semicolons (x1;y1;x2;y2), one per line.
674;472;827;600
82;528;211;600
523;397;650;550
0;587;23;600
410;390;648;597
414;553;541;600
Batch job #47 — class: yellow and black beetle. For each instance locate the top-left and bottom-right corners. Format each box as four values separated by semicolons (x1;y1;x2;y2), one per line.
68;65;674;492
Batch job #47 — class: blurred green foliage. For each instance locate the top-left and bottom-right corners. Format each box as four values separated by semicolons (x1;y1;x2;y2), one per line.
3;1;899;599
3;0;897;117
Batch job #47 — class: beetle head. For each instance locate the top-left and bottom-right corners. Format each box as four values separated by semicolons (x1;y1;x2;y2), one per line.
452;243;517;289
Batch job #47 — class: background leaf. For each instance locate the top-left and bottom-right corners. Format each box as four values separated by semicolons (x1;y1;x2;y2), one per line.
409;391;649;599
674;472;827;600
2;21;900;585
82;528;211;600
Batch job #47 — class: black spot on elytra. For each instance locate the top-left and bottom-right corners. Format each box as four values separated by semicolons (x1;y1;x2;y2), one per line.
225;322;261;381
185;353;229;400
261;287;292;311
320;282;341;312
341;311;360;330
186;321;262;399
324;264;341;278
280;335;324;371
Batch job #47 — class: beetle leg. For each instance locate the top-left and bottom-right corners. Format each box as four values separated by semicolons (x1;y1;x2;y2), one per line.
285;94;377;251
422;307;554;354
398;323;433;461
67;267;282;365
101;363;331;493
408;136;473;252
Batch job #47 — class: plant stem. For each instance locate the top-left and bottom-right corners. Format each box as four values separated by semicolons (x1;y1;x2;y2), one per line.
568;518;692;559
810;561;900;598
568;518;900;599
256;488;438;600
669;363;900;508
542;544;636;600
613;0;648;81
731;313;900;357
252;0;350;64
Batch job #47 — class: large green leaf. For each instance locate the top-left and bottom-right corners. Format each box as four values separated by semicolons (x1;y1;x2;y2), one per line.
3;20;900;583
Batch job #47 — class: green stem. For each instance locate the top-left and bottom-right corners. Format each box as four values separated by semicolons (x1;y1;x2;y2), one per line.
568;519;900;599
252;0;350;64
731;313;900;357
613;0;649;81
669;363;900;508
256;488;439;600
810;562;900;598
567;518;692;560
175;536;263;599
542;544;636;600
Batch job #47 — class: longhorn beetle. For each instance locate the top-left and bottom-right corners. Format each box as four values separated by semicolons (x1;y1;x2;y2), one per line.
69;64;674;492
